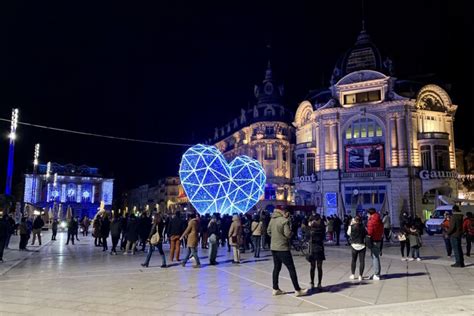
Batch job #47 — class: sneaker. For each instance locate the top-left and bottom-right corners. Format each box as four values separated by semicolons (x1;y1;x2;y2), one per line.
295;288;309;297
358;276;363;281
416;258;422;261
401;257;406;261
408;258;414;261
349;274;355;280
123;252;128;255
272;289;284;296
372;275;380;281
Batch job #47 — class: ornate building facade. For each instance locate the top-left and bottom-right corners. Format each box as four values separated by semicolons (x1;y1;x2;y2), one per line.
294;28;458;226
207;62;295;211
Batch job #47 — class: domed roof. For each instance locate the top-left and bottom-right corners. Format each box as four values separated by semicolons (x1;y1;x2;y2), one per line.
331;28;392;84
254;61;284;105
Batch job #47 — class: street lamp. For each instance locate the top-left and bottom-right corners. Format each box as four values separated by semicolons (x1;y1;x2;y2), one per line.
5;108;19;195
31;143;40;203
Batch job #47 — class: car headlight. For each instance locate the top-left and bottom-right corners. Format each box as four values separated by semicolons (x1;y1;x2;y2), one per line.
60;221;67;229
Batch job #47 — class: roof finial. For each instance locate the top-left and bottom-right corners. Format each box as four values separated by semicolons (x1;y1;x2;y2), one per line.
361;0;366;31
264;40;273;81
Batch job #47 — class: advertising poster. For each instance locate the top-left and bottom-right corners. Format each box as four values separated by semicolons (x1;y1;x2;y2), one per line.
345;144;384;172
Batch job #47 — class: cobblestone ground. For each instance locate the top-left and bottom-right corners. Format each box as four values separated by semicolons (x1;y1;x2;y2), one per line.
0;232;473;315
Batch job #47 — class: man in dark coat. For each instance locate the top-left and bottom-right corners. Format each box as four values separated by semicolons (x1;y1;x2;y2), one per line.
333;215;343;246
0;214;9;262
124;214;139;255
447;205;465;267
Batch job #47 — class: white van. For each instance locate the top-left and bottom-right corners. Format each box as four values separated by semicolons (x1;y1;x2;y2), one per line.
425;204;474;235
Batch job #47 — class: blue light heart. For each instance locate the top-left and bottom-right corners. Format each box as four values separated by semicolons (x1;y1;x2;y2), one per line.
179;144;266;215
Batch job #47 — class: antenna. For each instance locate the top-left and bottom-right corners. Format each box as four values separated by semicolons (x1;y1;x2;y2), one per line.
361;0;366;31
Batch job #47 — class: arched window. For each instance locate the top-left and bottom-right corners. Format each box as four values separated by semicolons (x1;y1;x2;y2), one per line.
345;117;383;140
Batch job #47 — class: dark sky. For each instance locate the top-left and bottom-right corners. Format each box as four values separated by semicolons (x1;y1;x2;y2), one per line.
0;1;472;200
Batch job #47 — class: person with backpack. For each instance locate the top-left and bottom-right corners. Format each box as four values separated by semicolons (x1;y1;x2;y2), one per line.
304;214;326;291
462;212;474;257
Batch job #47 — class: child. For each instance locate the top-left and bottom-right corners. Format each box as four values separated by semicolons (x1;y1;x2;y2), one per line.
407;224;422;261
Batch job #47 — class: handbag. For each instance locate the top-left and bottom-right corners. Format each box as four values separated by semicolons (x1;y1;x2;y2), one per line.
364;235;373;249
209;233;217;244
150;226;161;245
398;233;406;241
231;236;238;244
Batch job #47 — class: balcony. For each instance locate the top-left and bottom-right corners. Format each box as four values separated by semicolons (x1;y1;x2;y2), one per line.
341;170;391;179
295;142;316;150
417;132;449;140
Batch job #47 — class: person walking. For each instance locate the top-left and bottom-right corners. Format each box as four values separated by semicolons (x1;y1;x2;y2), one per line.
347;215;367;281
304;214;326;291
208;215;219;265
66;217;78;245
399;212;411;260
333;215;342;246
326;216;334;242
31;214;44;246
141;214;167;268
180;213;201;268
101;213;111;252
367;208;384;280
4;214;15;249
0;214;9;262
251;215;263;258
382;212;391;242
51;219;58;241
123;214;139;255
93;215;102;247
82;216;90;237
167;211;184;262
462;212;474;257
447;205;465;267
229;215;242;263
441;213;452;257
110;213;122;255
19;217;29;250
200;214;209;249
267;208;308;297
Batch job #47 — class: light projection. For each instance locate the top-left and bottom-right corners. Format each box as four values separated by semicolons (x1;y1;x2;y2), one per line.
179;144;266;215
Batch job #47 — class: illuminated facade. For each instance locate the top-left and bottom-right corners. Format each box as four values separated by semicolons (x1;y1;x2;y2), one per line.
24;163;114;218
294;28;458;226
206;62;295;211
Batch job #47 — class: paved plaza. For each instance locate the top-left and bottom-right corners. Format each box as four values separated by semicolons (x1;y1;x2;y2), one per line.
0;232;473;315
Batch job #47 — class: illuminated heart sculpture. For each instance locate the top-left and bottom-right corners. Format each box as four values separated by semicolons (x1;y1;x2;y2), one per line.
179;144;266;215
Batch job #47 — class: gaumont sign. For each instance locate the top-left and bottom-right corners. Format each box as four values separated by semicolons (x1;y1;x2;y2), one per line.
418;170;474;181
293;174;317;183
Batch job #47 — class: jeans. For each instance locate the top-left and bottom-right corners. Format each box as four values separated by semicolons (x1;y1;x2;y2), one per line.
400;240;410;257
102;237;108;251
143;243;166;266
19;234;29;249
182;247;200;266
334;229;341;245
124;241;136;254
51;230;57;240
450;236;464;266
384;228;391;241
253;236;261;257
31;229;42;245
411;246;420;258
66;233;75;245
371;242;381;276
0;239;5;259
209;235;218;263
443;238;452;256
271;251;301;291
466;234;472;256
351;247;366;276
5;233;12;248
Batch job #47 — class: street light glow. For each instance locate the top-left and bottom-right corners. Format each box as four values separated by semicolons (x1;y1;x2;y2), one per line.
34;143;40;166
9;108;19;140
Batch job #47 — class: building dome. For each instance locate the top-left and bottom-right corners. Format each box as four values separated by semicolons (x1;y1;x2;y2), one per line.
254;61;284;105
331;28;392;84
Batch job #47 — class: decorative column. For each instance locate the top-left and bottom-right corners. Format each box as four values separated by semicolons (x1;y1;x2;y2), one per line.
396;116;407;166
390;116;398;167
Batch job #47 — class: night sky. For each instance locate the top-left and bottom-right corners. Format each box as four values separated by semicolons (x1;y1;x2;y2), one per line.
0;1;472;201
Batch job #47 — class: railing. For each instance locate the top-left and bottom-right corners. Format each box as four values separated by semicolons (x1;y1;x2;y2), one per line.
417;132;449;140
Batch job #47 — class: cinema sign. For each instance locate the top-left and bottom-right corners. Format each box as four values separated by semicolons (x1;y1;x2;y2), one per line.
419;170;458;180
293;174;317;183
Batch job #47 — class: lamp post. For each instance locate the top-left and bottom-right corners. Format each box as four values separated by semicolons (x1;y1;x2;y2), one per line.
5;108;19;195
31;144;40;204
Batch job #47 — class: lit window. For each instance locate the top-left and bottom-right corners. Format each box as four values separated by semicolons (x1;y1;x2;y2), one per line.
361;125;367;138
343;90;381;105
346;128;352;139
353;124;360;138
345;118;383;139
376;125;383;137
368;125;374;137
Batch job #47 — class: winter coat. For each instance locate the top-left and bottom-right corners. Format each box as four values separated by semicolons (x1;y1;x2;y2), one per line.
251;221;262;236
267;211;291;251
367;212;384;241
19;222;28;235
110;219;122;237
167;216;184;236
349;222;367;245
382;215;391;229
447;211;464;238
181;218;199;247
463;217;474;236
100;218;111;237
125;218;140;242
208;221;218;236
33;217;45;229
408;229;422;247
228;217;242;246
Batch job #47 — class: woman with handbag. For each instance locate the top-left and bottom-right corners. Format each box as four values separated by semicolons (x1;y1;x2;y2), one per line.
228;215;242;264
347;216;367;281
304;215;326;291
398;219;411;261
407;224;422;261
141;215;167;268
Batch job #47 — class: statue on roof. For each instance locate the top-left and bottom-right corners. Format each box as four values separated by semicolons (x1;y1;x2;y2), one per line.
240;108;247;124
253;105;259;118
383;57;394;75
233;118;238;128
214;128;219;140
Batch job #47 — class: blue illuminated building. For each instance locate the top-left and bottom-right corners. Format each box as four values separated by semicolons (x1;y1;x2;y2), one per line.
24;163;114;219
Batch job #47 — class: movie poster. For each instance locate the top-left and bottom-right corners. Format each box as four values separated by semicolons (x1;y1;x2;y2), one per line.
345;144;384;172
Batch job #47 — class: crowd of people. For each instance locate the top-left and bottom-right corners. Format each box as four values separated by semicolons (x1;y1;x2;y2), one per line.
0;205;472;296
